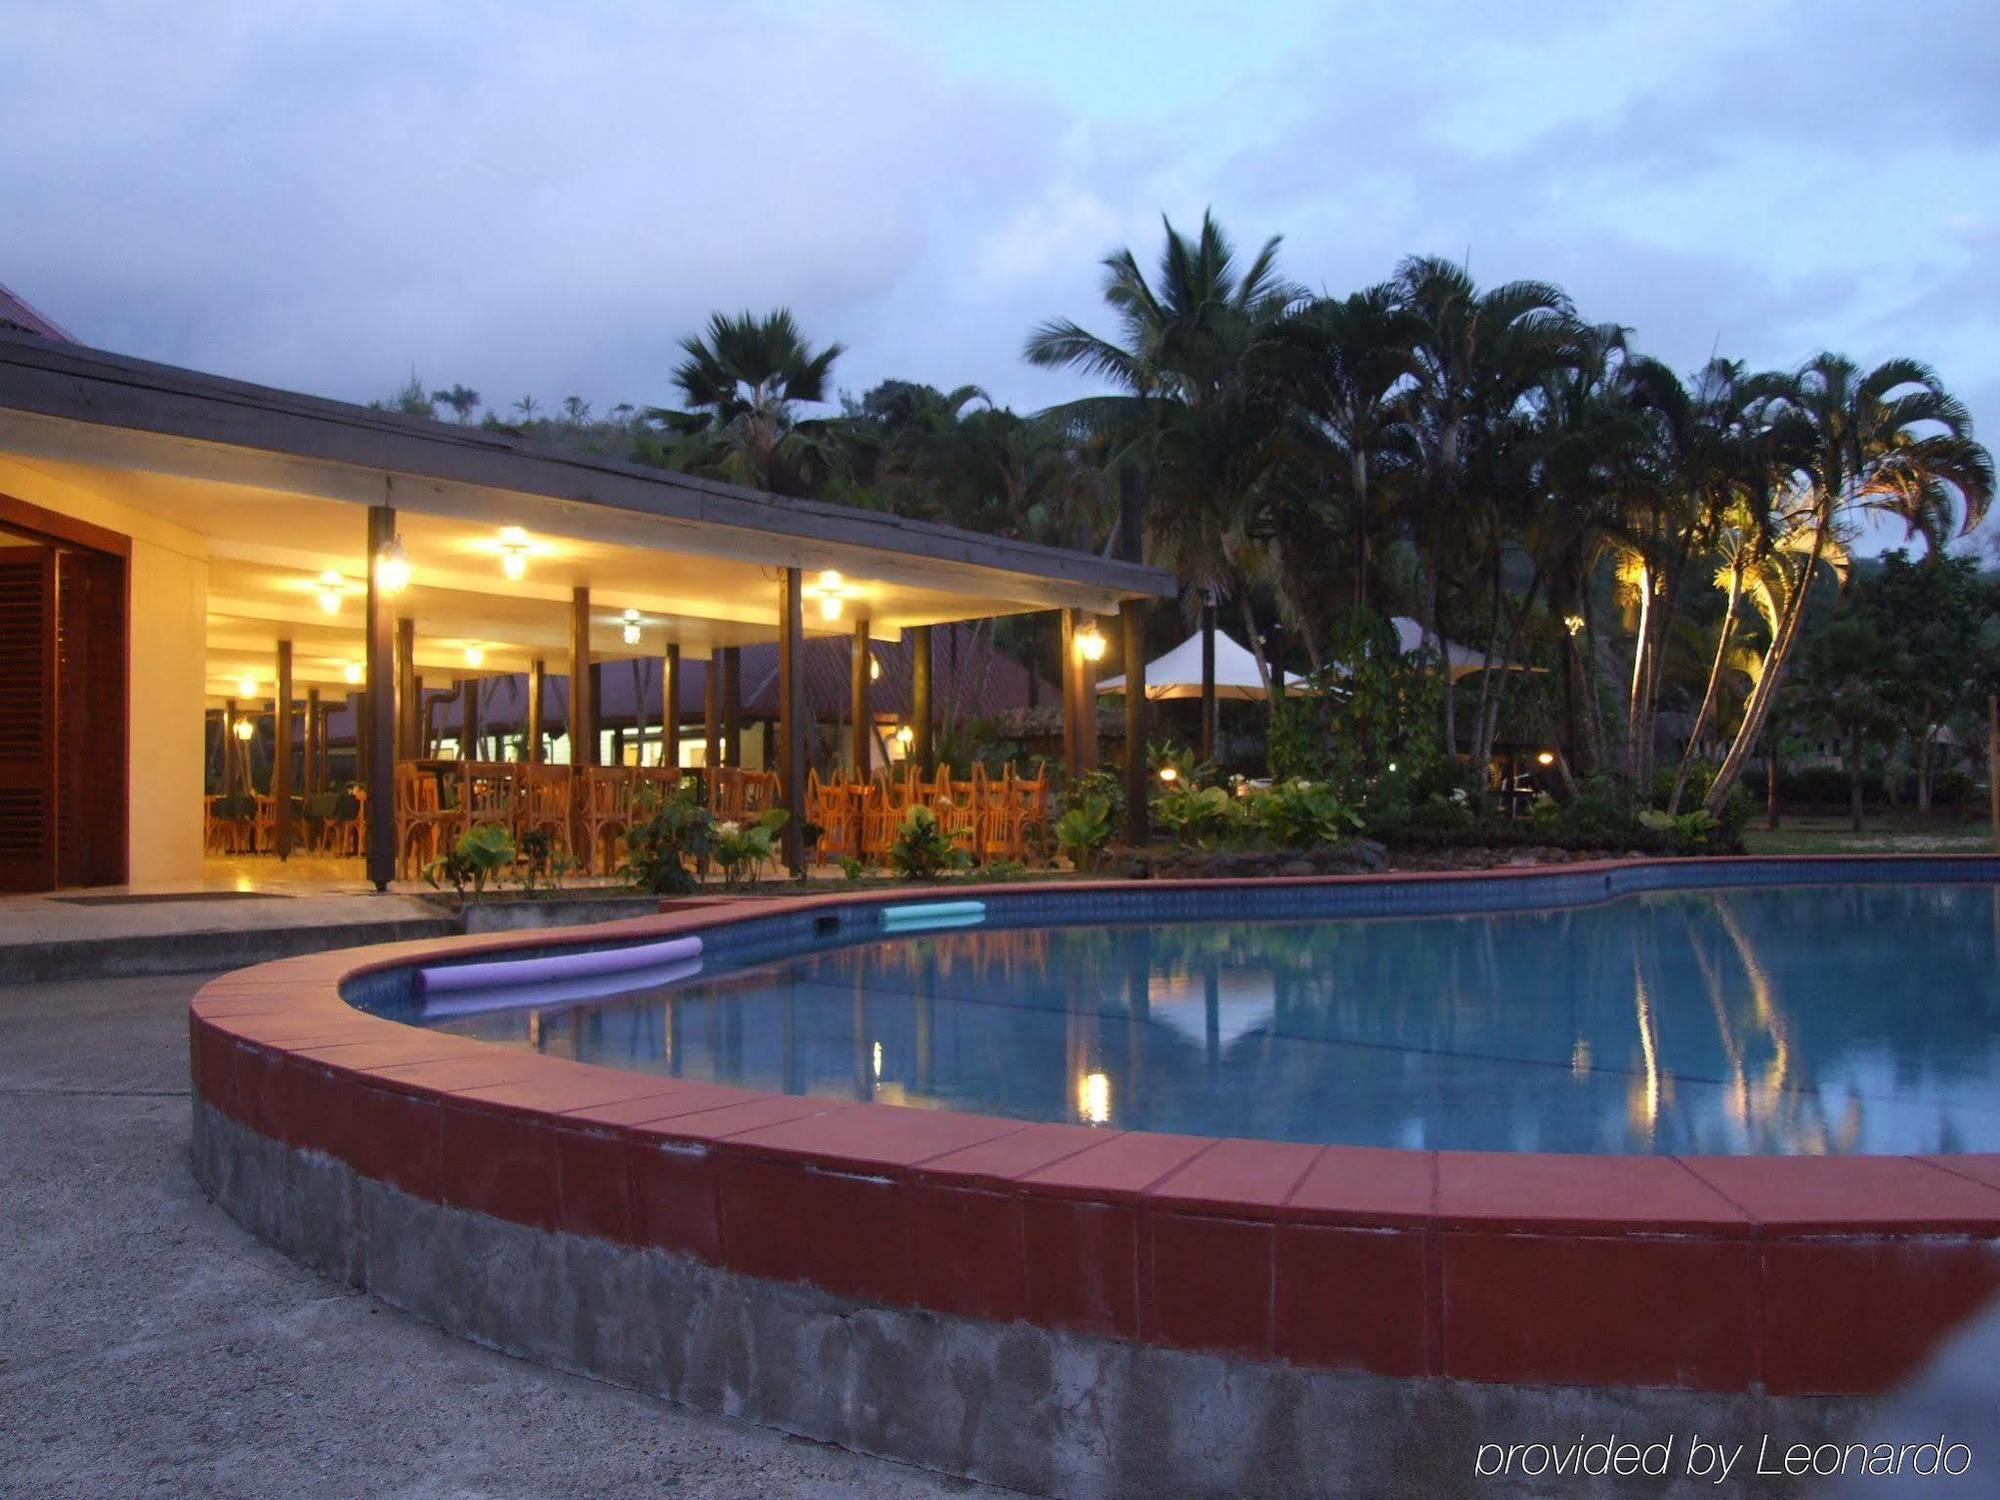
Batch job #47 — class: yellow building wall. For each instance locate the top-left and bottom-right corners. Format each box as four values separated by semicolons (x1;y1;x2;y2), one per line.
0;457;209;885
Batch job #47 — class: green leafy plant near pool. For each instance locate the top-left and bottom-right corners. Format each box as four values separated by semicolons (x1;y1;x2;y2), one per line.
424;822;517;896
711;808;789;890
888;804;970;880
620;787;715;895
1054;793;1115;872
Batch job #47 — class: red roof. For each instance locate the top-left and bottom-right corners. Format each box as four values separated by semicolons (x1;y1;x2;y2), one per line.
0;283;72;341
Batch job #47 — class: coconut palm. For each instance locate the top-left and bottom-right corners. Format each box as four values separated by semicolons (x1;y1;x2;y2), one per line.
1024;210;1299;724
648;309;845;495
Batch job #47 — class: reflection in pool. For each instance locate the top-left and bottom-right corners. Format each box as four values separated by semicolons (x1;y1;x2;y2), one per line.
397;883;2000;1155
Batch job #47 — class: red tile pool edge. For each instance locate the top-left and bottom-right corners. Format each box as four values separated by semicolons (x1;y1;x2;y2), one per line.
188;858;2000;1397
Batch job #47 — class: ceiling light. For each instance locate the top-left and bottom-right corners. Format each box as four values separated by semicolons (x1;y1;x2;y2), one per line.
868;654;881;682
343;662;364;685
622;608;642;646
498;527;531;582
237;675;258;698
317;570;345;614
894;724;914;747
804;567;853;621
463;645;485;668
375;535;411;594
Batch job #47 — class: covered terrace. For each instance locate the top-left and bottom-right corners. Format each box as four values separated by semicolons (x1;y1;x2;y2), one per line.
0;331;1171;892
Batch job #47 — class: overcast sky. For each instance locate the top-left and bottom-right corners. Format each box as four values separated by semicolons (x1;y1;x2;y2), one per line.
5;0;1997;551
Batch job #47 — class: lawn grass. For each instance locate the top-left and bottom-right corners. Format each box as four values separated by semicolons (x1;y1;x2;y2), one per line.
1741;813;1996;856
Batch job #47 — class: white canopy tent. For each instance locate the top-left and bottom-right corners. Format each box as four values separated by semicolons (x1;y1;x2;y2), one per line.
1389;616;1540;682
1096;627;1309;700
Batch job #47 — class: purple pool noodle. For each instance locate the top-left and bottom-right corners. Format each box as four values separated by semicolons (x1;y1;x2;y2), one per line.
417;957;705;1017
417;934;704;993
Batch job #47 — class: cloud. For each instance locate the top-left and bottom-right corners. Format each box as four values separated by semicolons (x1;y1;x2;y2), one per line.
1;0;1996;563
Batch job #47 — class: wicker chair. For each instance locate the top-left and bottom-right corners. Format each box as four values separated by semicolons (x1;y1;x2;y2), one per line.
578;766;637;875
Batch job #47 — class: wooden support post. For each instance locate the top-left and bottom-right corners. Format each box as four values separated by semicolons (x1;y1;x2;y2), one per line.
850;618;871;776
394;617;417;761
460;678;481;760
1060;612;1078;780
721;647;741;768
526;659;545;763
305;687;322;795
1198;591;1217;766
1121;602;1147;845
275;641;294;858
569;586;593;766
663;645;681;773
779;568;805;875
911;624;934;779
346;691;363;787
704;649;722;774
223;698;239;796
365;505;397;890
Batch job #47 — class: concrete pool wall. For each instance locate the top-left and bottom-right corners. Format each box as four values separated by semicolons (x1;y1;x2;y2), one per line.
188;858;2000;1498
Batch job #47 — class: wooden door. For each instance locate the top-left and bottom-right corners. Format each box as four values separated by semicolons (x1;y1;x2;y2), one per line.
0;546;57;891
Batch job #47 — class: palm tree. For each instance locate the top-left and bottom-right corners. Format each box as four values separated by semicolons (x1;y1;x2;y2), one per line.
1391;255;1576;748
649;309;845;495
1024;210;1298;742
430;383;481;423
1265;284;1422;611
1703;355;1993;813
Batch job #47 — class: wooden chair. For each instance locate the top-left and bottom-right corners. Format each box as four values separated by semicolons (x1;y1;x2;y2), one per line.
578;766;637;874
394;764;455;880
807;769;862;865
932;767;979;860
325;789;365;857
205;794;254;854
514;764;574;871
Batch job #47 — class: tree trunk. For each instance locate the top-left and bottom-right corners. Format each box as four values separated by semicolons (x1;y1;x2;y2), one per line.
1626;561;1652;780
1705;515;1829;816
1848;719;1864;833
1667;569;1742;814
1765;733;1780;831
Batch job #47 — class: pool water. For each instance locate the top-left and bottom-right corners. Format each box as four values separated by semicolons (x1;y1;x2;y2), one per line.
403;883;2000;1155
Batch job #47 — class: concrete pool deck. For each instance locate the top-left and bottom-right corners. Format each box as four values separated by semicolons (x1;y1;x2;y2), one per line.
0;967;1011;1499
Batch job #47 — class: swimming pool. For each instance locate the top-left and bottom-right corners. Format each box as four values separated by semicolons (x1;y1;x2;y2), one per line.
388;877;2000;1156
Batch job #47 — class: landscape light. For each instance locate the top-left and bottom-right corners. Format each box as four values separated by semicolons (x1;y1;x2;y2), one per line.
375;535;411;594
1536;750;1556;766
622;609;642;646
1076;623;1106;663
317;570;345;614
1563;613;1585;637
1158;765;1179;784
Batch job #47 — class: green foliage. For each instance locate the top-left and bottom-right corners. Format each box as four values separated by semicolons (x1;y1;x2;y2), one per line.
888;804;969;880
711;810;785;889
1053;794;1115;872
838;854;866;884
619;789;714;895
424;822;516;897
1245;778;1363;849
1638;807;1722;854
1153;782;1243;848
1060;767;1126;827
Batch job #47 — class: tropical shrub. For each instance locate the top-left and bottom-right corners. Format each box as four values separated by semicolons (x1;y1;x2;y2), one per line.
425;822;516;896
711;810;784;889
888;804;968;880
1054;793;1114;872
1154;782;1242;848
1060;767;1126;827
1247;778;1362;849
620;788;715;895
